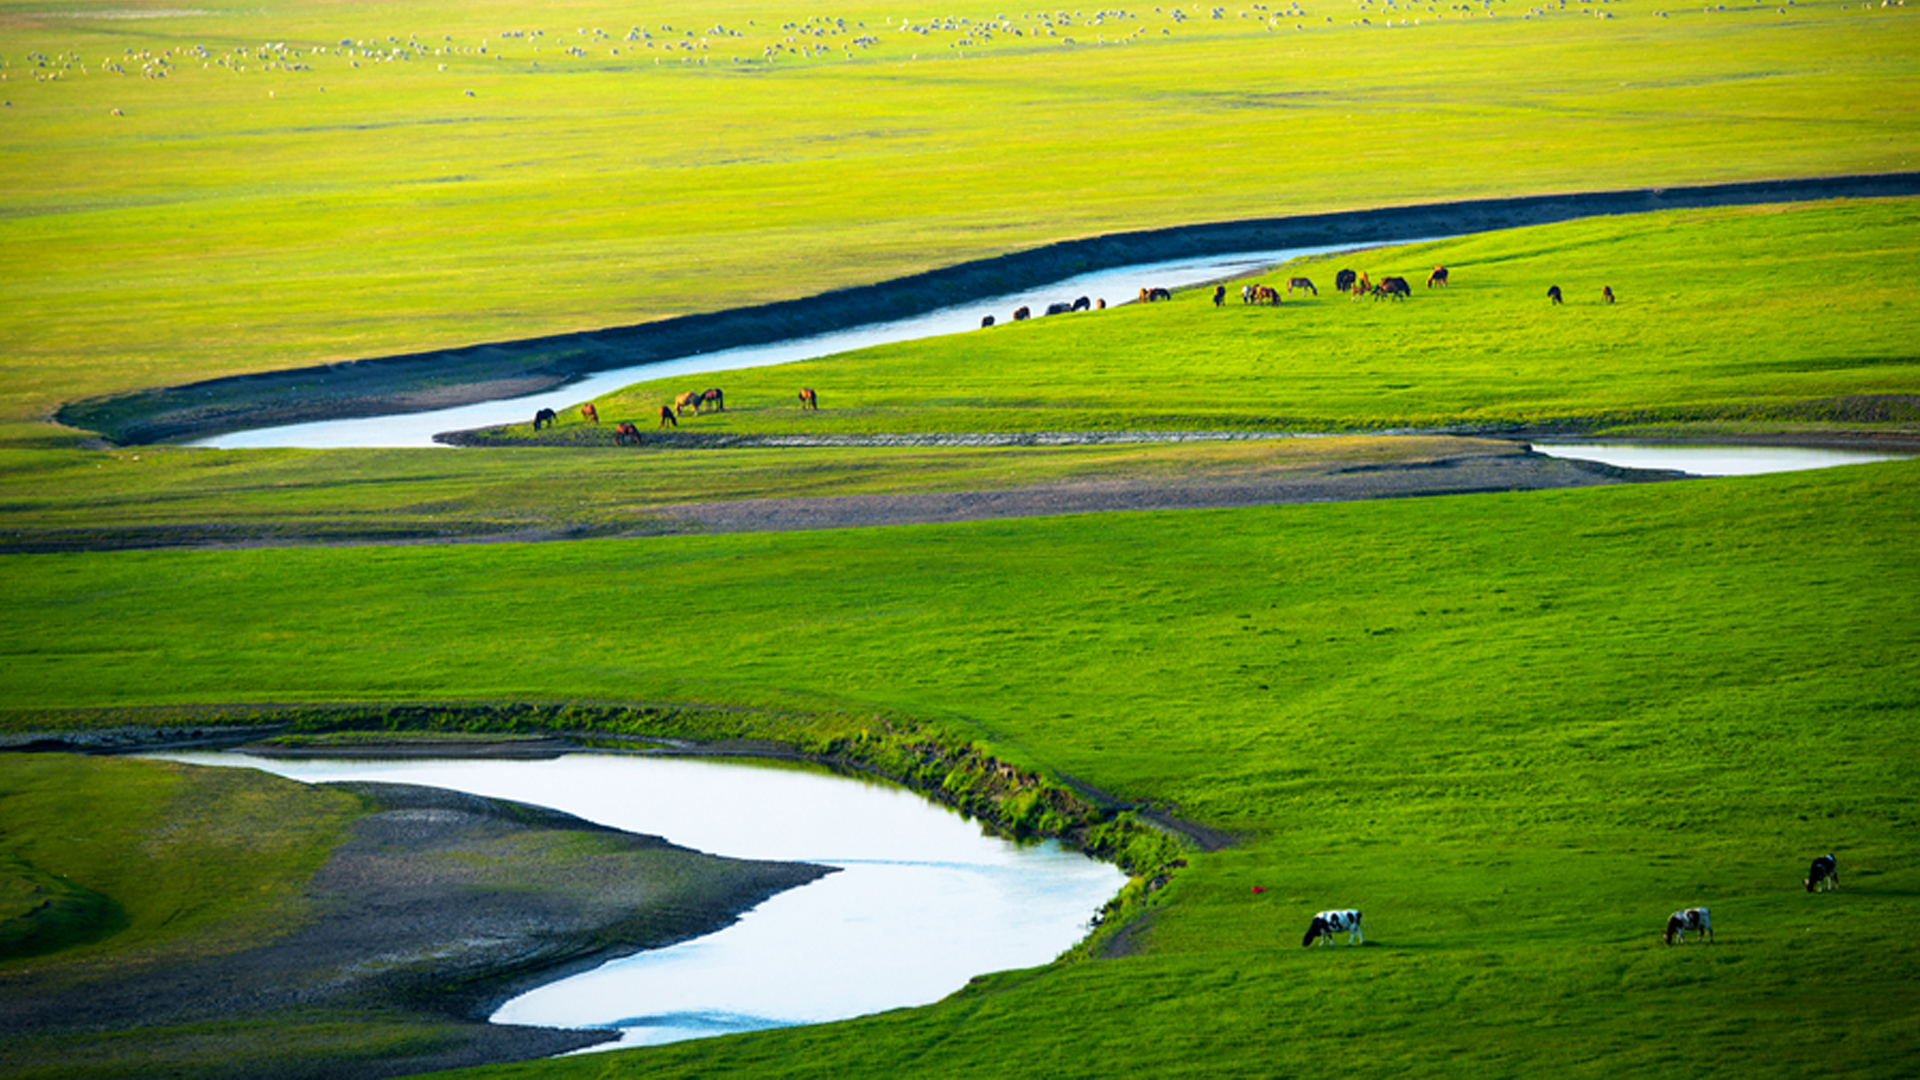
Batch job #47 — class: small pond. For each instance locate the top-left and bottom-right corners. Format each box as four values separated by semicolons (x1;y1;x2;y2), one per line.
151;751;1125;1049
1529;442;1913;476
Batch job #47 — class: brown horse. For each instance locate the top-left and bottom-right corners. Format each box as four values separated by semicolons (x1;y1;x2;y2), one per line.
1547;285;1563;305
532;407;557;430
1013;305;1031;321
1144;287;1172;302
674;391;703;416
616;421;643;445
1334;268;1358;293
798;387;818;411
1288;277;1317;296
981;314;995;328
580;402;600;424
700;388;725;412
1427;266;1449;288
1213;285;1227;307
1254;285;1281;306
657;406;677;428
1603;286;1615;304
1377;276;1411;300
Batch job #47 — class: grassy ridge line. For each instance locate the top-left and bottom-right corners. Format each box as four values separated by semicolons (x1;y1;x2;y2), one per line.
56;173;1920;445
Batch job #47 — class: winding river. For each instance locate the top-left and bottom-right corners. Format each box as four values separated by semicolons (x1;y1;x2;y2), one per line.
151;751;1126;1049
191;243;1376;450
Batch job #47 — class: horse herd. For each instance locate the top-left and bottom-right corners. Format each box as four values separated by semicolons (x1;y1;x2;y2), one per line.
1300;853;1841;950
531;386;820;444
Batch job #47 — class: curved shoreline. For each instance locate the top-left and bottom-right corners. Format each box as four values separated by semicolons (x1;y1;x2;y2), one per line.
58;172;1920;446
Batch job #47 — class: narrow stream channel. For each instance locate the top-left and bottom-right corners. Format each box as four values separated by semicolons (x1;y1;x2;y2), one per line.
150;751;1127;1049
190;242;1380;450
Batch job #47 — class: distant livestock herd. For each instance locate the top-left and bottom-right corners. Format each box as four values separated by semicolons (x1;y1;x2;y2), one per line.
1299;853;1840;951
536;262;1628;441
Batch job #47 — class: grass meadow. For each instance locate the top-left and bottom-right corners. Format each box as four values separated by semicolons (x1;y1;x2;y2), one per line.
3;0;1920;1074
2;0;1917;446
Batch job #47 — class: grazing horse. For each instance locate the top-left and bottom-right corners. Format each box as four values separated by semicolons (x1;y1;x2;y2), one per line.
1334;268;1358;293
1253;285;1281;306
797;387;818;411
674;390;704;416
700;388;725;412
1302;909;1364;947
1013;305;1031;321
1377;276;1411;300
1349;272;1372;300
616;420;643;444
532;407;557;430
656;407;676;429
1097;298;1106;309
1288;277;1318;296
1045;301;1074;316
1603;286;1616;304
1072;295;1092;312
981;314;995;328
1547;285;1563;305
1141;286;1172;302
1805;854;1839;893
580;402;599;424
1427;266;1449;288
1664;907;1712;945
1214;285;1227;307
1241;284;1257;304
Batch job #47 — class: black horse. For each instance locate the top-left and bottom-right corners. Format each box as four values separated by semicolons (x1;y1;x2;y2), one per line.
533;407;557;430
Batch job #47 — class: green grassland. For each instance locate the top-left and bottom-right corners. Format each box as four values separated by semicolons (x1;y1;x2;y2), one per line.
3;0;1917;447
4;458;1917;1077
5;0;1920;1074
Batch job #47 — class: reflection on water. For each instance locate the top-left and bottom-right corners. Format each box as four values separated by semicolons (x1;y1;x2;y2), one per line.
191;242;1386;450
1530;442;1913;476
149;752;1125;1049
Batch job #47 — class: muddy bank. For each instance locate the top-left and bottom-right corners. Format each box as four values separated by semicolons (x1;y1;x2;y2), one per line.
59;173;1920;446
0;778;834;1080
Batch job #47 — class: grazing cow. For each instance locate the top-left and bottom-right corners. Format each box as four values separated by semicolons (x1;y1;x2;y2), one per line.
981;314;995;328
580;402;599;424
1288;277;1317;296
674;390;704;416
1334;268;1358;293
1377;276;1411;300
1253;285;1281;306
532;407;557;430
1013;305;1031;321
656;407;676;429
1547;285;1563;305
1045;301;1073;316
1664;907;1712;945
1427;266;1450;288
700;388;725;412
1302;909;1364;947
1805;854;1839;893
616;420;643;444
798;387;818;411
1072;296;1092;312
1603;286;1616;304
1214;285;1227;307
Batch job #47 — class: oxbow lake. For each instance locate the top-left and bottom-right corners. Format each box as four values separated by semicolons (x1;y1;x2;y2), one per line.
150;751;1127;1049
1528;442;1912;476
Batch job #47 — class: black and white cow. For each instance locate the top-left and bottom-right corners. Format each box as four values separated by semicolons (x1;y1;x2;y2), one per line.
1664;907;1712;945
1805;854;1839;893
1302;909;1364;947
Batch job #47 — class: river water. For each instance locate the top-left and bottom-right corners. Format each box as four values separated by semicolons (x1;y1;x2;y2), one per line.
1528;442;1911;476
191;243;1371;450
149;751;1126;1049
